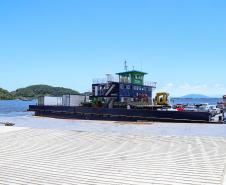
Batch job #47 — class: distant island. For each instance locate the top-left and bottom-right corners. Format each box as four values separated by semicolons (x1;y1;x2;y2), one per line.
180;94;210;99
0;85;79;100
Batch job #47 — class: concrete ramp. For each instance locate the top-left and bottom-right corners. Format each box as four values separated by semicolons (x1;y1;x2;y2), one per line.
0;128;226;185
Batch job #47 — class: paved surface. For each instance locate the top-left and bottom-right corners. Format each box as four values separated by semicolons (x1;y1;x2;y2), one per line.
0;126;27;134
0;127;226;185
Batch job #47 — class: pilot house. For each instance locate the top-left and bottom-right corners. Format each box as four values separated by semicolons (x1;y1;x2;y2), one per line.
92;70;156;104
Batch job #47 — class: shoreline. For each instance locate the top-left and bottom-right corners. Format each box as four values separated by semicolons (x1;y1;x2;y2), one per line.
1;114;226;137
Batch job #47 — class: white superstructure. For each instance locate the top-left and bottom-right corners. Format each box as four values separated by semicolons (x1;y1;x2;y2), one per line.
37;96;62;106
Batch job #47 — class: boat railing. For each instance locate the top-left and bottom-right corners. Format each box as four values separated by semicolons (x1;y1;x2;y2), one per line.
93;78;157;88
93;77;121;84
144;81;157;88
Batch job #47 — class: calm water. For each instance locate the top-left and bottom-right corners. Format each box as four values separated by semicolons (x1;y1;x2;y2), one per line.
171;98;222;105
0;100;36;116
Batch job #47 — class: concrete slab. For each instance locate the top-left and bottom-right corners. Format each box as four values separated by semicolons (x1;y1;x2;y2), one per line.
0;126;27;134
0;128;226;185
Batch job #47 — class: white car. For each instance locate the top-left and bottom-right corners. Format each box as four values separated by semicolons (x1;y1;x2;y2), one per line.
198;106;209;112
184;105;197;112
208;105;221;115
158;106;178;111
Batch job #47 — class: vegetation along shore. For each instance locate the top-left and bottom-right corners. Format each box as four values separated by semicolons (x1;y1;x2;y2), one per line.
0;85;79;100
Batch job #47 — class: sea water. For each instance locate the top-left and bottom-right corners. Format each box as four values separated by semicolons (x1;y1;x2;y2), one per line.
0;100;36;117
171;98;222;105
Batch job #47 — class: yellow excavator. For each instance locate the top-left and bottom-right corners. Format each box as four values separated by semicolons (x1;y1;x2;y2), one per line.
154;92;170;106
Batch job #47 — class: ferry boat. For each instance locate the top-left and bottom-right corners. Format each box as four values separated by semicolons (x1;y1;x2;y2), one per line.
29;66;222;123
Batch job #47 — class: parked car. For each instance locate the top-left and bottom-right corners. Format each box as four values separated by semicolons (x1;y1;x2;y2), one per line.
184;105;197;112
158;106;178;111
198;105;221;115
174;104;185;112
208;105;221;115
198;106;209;112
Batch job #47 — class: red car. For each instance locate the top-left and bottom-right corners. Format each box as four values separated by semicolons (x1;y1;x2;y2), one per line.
175;104;185;112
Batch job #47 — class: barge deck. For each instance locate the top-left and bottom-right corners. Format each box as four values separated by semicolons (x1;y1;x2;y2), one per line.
29;105;221;123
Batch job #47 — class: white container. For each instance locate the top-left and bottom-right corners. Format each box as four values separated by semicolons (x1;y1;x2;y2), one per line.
38;96;62;106
62;95;86;107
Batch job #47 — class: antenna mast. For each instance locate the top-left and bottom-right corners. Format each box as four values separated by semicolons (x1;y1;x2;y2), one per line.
124;60;128;71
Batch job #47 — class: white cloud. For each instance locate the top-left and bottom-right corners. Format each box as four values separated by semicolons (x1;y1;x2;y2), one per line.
166;83;174;87
214;84;224;88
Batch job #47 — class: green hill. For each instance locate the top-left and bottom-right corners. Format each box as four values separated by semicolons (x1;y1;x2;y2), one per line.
11;85;80;99
0;88;14;100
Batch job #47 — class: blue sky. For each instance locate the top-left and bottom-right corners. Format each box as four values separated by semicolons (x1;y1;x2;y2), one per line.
0;0;225;97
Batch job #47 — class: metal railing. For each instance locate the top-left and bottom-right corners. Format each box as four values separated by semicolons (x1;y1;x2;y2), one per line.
93;78;109;84
93;78;157;88
144;81;157;88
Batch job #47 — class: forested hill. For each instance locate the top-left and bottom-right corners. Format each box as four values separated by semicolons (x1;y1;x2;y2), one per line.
0;85;80;100
0;88;14;100
12;85;80;98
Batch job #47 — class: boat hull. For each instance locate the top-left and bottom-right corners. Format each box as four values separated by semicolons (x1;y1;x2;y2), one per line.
28;105;214;123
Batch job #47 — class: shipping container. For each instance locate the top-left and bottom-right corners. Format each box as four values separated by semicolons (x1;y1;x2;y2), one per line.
38;96;62;106
62;95;87;107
